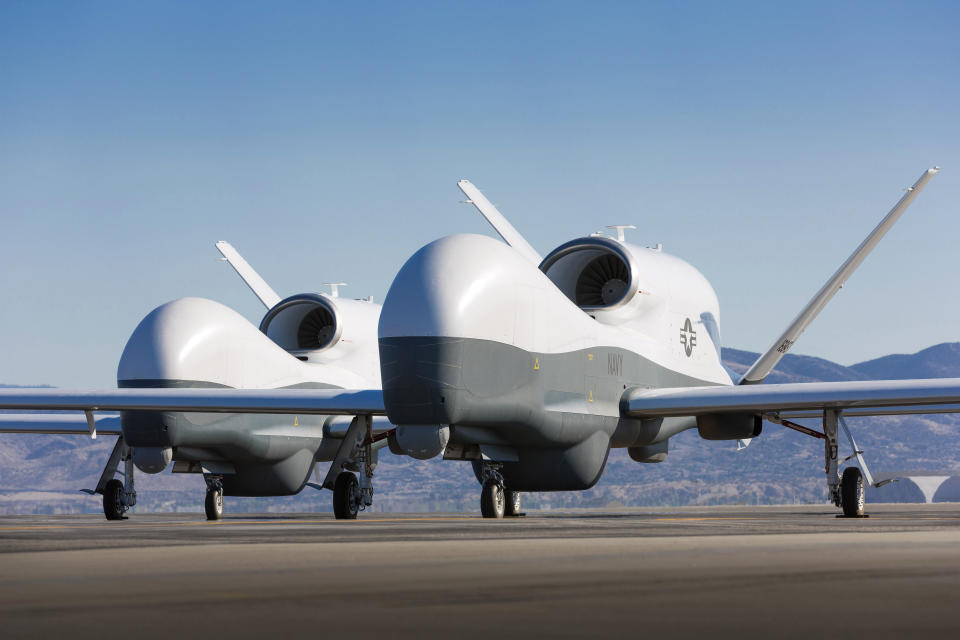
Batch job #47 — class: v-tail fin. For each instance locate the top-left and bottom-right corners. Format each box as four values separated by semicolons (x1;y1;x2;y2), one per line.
457;179;542;265
215;241;282;309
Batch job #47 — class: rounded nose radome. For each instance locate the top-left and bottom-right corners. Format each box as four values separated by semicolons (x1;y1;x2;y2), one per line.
380;234;513;342
381;234;574;345
117;297;304;388
377;234;599;428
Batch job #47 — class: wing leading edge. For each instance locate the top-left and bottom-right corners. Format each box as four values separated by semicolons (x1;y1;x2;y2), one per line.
623;378;960;418
0;388;385;416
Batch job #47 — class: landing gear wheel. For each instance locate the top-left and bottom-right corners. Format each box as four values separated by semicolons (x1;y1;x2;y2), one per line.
103;479;125;521
205;487;224;521
333;472;359;520
840;466;865;517
480;480;505;519
504;489;522;517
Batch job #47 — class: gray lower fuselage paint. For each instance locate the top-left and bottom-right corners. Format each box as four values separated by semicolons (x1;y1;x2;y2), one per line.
380;337;719;492
118;379;338;496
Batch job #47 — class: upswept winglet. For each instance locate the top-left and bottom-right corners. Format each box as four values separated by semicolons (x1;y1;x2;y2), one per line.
740;167;940;385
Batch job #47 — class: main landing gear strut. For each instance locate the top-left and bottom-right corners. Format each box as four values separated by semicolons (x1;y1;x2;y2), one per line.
773;409;879;518
83;436;137;521
323;415;378;520
479;463;522;519
822;410;865;518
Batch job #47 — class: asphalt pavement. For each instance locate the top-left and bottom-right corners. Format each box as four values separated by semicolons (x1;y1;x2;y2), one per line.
1;504;958;638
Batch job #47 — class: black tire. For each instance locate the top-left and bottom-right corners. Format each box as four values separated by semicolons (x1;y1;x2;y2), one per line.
504;489;522;517
841;466;865;517
480;480;505;519
205;487;224;521
103;479;125;521
333;472;359;520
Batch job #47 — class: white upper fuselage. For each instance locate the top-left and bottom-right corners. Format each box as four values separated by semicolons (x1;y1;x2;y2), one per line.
379;233;732;389
118;296;382;390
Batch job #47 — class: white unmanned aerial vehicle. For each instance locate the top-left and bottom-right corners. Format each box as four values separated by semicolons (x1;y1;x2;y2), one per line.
2;167;957;519
1;240;389;520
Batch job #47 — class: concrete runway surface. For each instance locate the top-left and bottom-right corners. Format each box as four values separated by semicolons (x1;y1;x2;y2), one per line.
1;504;959;638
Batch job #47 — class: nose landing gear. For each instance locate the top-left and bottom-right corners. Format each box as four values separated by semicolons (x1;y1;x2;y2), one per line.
478;463;523;518
480;477;505;518
204;476;224;521
504;489;523;517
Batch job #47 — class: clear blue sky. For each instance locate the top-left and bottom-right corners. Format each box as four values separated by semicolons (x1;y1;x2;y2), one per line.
1;1;958;387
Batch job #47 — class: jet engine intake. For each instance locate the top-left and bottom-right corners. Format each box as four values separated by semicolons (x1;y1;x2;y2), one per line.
260;294;342;352
696;413;762;441
540;236;638;311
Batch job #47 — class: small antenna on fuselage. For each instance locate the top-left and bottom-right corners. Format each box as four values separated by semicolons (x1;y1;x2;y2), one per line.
323;282;347;298
606;225;636;242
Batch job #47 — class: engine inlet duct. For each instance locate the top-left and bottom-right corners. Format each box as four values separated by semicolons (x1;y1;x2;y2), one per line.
539;236;639;311
259;293;342;352
576;253;630;306
297;305;336;349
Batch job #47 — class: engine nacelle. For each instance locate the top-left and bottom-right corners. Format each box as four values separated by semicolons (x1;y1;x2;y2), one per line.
540;236;640;312
696;414;762;441
259;293;380;365
260;293;341;352
538;236;721;351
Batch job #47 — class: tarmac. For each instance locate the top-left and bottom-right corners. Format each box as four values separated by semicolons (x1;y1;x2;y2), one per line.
1;504;959;638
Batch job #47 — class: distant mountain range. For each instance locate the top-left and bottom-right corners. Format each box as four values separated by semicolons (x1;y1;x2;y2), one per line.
723;342;960;383
2;344;959;515
851;343;960;380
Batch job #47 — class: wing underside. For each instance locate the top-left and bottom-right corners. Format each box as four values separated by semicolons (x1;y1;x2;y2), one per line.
0;413;122;435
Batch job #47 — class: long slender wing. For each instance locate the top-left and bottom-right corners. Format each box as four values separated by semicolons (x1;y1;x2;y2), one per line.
0;413;122;435
0;388;385;415
215;241;282;309
740;167;939;385
623;378;960;418
457;180;542;265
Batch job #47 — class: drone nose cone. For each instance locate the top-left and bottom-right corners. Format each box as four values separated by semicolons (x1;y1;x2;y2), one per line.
117;297;297;387
117;297;306;448
378;234;548;426
379;233;537;342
